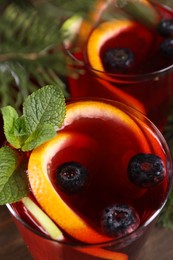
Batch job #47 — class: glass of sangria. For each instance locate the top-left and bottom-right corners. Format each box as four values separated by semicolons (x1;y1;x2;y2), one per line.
64;0;173;131
6;96;173;260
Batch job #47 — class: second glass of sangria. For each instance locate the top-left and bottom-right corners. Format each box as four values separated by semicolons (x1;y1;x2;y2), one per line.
4;92;173;260
64;0;173;131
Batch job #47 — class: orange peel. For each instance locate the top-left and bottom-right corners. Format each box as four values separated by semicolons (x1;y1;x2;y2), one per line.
86;18;155;114
87;19;153;74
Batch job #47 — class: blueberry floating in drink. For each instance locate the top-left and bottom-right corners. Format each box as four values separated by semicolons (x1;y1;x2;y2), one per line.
102;48;134;73
157;19;173;37
56;161;88;194
101;204;140;237
128;153;166;188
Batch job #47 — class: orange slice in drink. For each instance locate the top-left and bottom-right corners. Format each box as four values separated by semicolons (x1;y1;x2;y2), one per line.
86;18;155;114
28;100;151;245
87;19;154;74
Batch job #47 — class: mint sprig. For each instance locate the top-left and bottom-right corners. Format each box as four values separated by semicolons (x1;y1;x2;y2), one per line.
1;85;66;151
0;85;66;204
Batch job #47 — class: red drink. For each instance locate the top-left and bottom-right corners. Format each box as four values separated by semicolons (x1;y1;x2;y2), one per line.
7;99;173;260
66;0;173;130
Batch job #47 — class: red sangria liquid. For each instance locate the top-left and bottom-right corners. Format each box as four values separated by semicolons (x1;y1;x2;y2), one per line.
7;99;173;260
66;0;173;131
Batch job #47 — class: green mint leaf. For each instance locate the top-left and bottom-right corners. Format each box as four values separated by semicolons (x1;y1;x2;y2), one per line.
21;123;57;151
1;106;21;149
23;85;66;133
13;116;30;147
0;146;29;205
0;146;29;204
0;146;18;193
1;85;66;152
14;115;28;137
0;163;29;205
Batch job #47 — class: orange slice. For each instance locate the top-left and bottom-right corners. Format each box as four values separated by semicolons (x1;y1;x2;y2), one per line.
86;19;155;114
87;19;153;74
28;100;151;245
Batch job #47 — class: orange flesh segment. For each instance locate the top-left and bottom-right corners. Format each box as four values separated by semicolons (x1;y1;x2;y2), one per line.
28;101;151;244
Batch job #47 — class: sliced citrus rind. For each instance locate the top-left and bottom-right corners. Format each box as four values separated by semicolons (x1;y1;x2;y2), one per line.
86;18;155;114
87;19;153;74
62;101;146;136
87;19;134;73
28;101;151;244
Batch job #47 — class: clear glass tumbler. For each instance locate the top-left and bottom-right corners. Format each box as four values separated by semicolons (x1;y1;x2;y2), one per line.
6;98;173;260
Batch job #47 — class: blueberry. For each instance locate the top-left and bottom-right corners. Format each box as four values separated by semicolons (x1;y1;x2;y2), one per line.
101;204;140;237
157;19;173;37
56;161;88;194
128;153;166;188
160;38;173;57
102;48;134;73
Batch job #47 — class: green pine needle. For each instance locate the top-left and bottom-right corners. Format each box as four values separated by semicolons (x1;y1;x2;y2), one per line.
0;3;70;111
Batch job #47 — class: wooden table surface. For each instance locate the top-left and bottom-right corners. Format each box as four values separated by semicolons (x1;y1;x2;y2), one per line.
0;205;173;260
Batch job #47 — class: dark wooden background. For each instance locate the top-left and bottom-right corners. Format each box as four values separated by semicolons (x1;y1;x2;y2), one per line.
0;205;173;260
